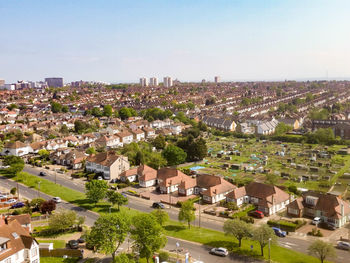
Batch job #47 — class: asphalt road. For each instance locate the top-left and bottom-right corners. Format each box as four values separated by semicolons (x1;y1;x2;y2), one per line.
19;166;350;262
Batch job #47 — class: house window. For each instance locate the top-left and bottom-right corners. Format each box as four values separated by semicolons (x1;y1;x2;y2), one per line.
0;243;7;251
31;247;38;257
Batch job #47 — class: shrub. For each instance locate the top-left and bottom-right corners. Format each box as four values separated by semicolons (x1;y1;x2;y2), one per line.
308;228;323;237
239;215;254;224
158;251;169;262
267;219;297;232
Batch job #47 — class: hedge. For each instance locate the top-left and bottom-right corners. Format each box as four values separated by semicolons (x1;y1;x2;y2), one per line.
267;219;306;232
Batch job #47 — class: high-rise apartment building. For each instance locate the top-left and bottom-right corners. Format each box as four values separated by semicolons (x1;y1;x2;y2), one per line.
149;77;158;86
163;76;173;87
0;79;5;87
140;77;148;87
214;76;221;83
45;77;64;88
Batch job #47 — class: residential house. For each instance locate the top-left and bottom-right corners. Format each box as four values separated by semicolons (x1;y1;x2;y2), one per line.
86;151;130;181
119;168;138;183
116;130;133;145
196;174;236;203
1;141;32;157
138;164;158;187
202;116;236;131
6;215;32;233
131;129;145;142
95;135;122;149
226;182;290;216
287;192;350;227
0;218;40;263
142;127;156;139
157;168;189;194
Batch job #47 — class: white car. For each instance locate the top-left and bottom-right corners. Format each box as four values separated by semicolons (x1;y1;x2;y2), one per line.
5;199;17;204
312;217;321;225
337;241;350;251
52;197;62;203
210;247;229;257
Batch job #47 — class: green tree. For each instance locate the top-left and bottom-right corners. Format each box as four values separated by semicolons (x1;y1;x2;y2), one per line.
38;149;50;159
106;191;128;211
30;198;45;211
187;138;207;161
103;104;113;117
74;120;90;134
48;209;77;232
61;105;69;113
146;152;167;169
114;253;136;263
223;219;252;247
152;135;166;150
85;180;108;205
162;145;187;166
40;200;56;214
60;124;69;135
131;213;166;263
252;224;277;256
308;240;336;263
50;101;62;113
4;156;24;176
275;122;293;135
92;107;102;117
178;200;195;228
86;147;96;155
151;209;169;226
88;213;131;260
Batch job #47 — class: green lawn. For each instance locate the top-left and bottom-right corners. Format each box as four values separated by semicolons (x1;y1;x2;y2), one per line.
164;221;325;263
40;257;79;263
37;239;66;249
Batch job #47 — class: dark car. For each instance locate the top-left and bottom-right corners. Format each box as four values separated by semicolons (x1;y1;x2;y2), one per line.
39;172;47;176
77;237;85;243
152;202;165;209
68;240;79;249
249;210;264;218
320;222;337;230
10;202;25;209
271;227;287;237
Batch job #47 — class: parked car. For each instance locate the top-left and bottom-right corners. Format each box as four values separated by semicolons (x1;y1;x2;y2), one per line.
5;199;17;204
52;197;62;203
152;202;165;209
68;240;79;249
210;247;229;257
10;202;25;209
320;222;337;230
250;210;264;218
0;195;7;199
311;217;321;225
271;227;286;237
336;241;350;251
97;176;103;180
39;171;47;176
77;237;85;243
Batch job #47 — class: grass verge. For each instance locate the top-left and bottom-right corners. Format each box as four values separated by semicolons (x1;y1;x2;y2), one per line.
37;239;66;249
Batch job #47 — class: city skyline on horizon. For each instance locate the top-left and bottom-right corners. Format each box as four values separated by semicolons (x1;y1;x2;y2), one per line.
1;0;350;83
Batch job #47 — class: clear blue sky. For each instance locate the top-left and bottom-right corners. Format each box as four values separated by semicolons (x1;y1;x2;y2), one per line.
1;0;349;83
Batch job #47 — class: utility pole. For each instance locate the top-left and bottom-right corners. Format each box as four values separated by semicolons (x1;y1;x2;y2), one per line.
55;169;57;184
16;181;19;199
198;197;201;228
37;181;41;198
268;238;271;263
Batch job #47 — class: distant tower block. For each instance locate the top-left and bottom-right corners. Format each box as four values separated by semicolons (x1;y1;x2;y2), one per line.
140;77;148;87
163;76;173;87
149;77;158;86
214;76;221;83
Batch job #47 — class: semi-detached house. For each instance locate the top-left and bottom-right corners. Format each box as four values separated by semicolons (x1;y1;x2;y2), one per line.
86;151;130;181
0;219;39;263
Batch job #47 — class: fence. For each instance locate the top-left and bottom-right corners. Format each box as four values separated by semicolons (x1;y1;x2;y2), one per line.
39;248;83;258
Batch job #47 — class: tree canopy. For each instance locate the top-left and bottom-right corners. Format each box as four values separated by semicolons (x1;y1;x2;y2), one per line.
178;200;196;228
162;144;187;166
85;180;109;205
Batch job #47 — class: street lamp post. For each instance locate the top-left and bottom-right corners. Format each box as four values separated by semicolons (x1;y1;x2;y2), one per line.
198;197;202;228
16;181;19;199
37;181;41;198
168;180;172;208
268;238;272;263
